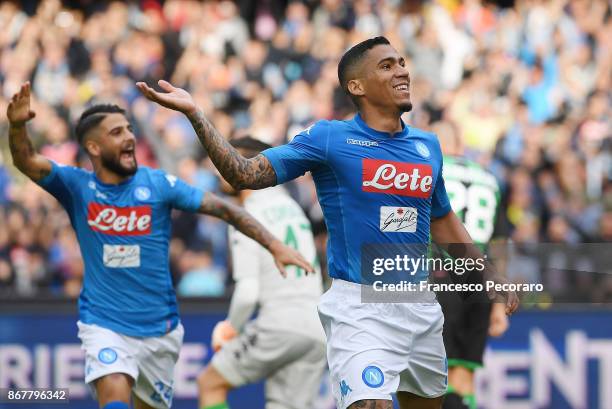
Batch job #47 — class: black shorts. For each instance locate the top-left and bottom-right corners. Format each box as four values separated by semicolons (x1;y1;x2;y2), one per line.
433;271;491;370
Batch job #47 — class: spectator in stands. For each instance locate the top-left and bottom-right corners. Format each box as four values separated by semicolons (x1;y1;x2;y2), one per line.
0;0;609;301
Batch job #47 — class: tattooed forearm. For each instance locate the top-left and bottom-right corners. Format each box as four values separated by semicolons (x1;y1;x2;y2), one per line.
9;123;35;162
349;400;393;409
8;123;51;181
199;193;276;250
187;108;277;190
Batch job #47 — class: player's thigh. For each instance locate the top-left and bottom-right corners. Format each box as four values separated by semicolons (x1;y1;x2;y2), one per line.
198;363;233;392
95;373;133;405
437;289;465;359
460;300;492;365
347;400;394;409
77;321;139;402
398;303;447;399
318;283;413;409
396;391;444;409
265;338;326;409
132;323;184;409
442;295;490;371
211;324;301;387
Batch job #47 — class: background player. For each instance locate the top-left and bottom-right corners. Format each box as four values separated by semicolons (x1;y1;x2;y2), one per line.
137;36;518;409
434;123;509;409
197;136;326;409
5;82;312;409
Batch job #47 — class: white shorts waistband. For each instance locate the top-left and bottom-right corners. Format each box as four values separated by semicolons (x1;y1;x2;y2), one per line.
329;278;438;303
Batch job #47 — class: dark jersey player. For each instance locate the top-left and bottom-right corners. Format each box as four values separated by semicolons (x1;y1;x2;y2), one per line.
435;124;509;409
6;82;312;409
137;37;518;409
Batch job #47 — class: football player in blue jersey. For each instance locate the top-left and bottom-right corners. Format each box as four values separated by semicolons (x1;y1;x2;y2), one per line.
6;82;312;409
138;36;518;409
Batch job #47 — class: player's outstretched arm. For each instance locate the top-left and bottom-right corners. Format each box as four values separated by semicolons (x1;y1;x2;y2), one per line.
199;192;314;276
6;82;51;182
136;80;276;190
431;210;519;315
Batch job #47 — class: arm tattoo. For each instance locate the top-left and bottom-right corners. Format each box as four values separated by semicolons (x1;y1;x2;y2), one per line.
349;400;393;409
187;108;277;190
8;123;50;181
9;124;35;160
199;193;275;250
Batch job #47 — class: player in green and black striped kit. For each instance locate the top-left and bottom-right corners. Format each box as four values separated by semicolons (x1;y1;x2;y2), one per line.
435;124;510;409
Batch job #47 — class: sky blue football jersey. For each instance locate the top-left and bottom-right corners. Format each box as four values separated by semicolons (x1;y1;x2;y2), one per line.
263;114;451;284
38;162;204;337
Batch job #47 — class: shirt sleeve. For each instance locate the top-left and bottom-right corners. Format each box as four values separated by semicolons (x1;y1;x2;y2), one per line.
159;171;205;212
431;167;452;218
261;120;330;184
226;226;260;332
36;161;79;211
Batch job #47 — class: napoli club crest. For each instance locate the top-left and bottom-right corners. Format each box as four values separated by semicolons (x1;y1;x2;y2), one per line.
362;366;384;388
415;141;430;159
134;186;151;201
98;348;118;364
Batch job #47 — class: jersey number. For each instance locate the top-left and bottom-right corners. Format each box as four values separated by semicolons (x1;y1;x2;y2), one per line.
446;180;496;243
150;381;173;404
283;223;314;278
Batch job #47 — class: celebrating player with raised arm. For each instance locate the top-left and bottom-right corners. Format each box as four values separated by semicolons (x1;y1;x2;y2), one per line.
138;37;518;409
6;82;312;409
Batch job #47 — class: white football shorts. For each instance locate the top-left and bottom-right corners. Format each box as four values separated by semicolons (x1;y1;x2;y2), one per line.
212;321;326;409
318;279;447;409
77;321;184;409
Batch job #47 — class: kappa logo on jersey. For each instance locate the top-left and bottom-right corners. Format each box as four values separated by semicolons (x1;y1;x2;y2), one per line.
347;138;378;147
362;159;433;198
87;203;152;235
88;180;108;199
339;380;352;399
165;174;177;187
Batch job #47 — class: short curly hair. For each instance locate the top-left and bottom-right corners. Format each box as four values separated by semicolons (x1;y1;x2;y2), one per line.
75;104;126;145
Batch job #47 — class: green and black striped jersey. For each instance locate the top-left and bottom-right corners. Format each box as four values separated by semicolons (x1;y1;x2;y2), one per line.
443;155;501;247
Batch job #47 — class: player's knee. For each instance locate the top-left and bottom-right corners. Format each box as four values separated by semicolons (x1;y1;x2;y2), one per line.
348;399;393;409
99;373;132;386
447;367;474;395
197;368;210;390
95;373;133;404
197;365;226;393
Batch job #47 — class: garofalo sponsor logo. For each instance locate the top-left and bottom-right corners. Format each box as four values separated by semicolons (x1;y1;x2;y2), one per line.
346;138;378;147
379;206;418;233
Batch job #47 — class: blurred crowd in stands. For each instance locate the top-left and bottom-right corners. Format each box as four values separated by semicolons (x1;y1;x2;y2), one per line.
0;0;610;302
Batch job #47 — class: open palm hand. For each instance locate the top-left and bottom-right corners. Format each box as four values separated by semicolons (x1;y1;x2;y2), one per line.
136;80;197;116
7;82;36;125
